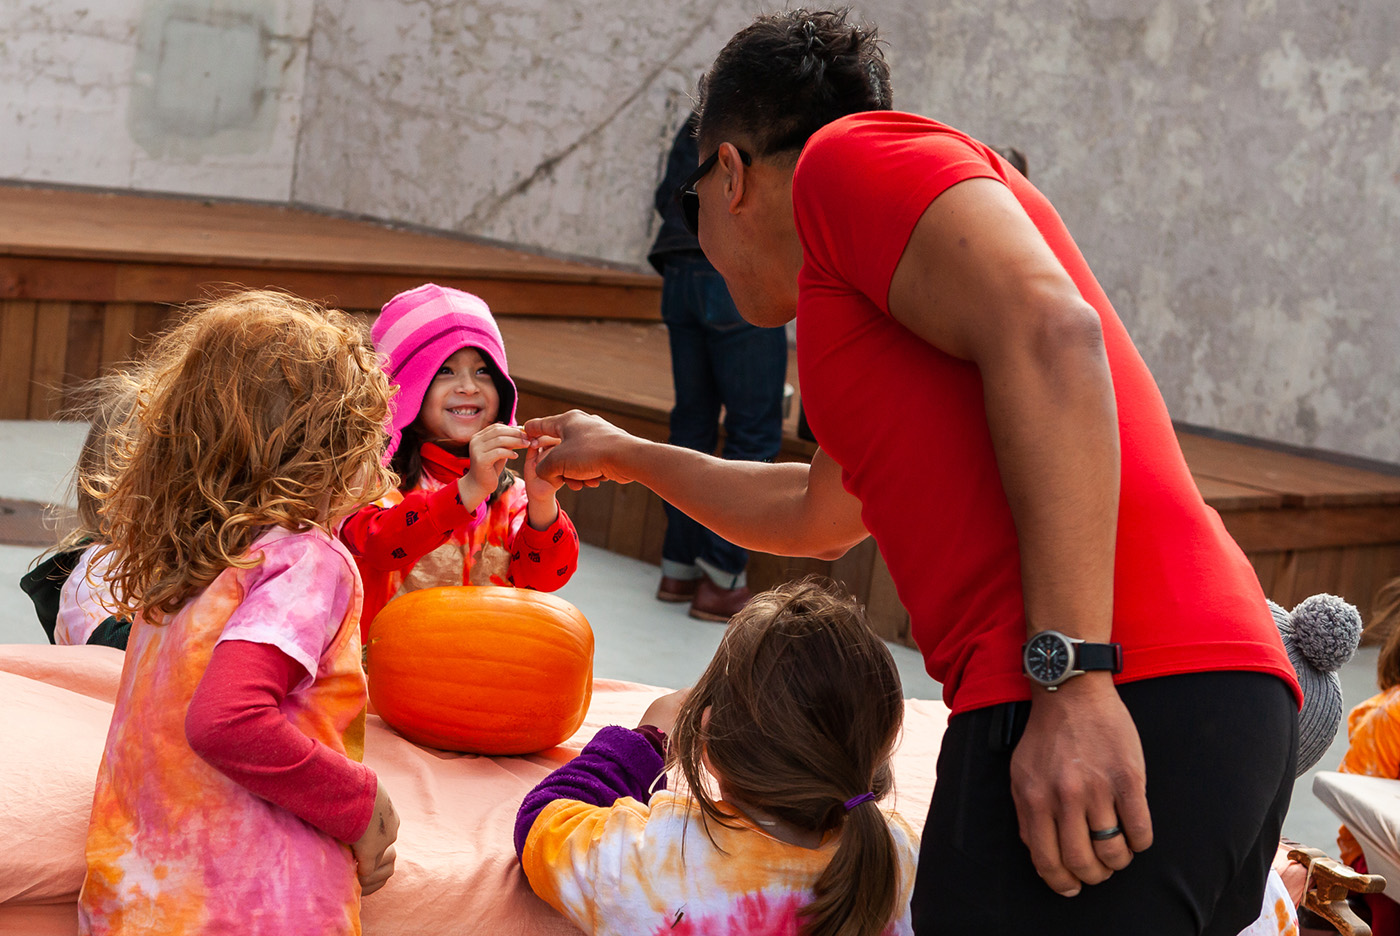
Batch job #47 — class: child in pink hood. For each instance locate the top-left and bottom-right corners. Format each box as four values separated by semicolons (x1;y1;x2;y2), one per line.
341;284;579;639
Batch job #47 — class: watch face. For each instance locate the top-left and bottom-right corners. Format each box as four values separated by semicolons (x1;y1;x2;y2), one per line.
1025;632;1071;684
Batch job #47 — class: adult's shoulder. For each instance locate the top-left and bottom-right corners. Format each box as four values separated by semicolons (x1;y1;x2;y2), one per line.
796;112;974;181
794;112;1002;301
795;111;1000;225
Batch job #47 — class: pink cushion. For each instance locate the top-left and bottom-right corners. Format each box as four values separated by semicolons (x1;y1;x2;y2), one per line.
0;643;946;935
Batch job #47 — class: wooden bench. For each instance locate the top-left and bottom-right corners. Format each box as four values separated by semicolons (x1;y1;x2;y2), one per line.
0;183;660;419
1181;433;1400;642
4;184;1397;647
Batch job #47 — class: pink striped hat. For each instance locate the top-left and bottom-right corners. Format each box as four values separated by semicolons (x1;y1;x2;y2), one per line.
373;284;517;460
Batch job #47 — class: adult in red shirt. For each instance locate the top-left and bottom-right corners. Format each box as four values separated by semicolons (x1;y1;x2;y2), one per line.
528;11;1299;933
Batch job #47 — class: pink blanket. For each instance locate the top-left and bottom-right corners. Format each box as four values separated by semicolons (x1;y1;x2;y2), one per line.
0;644;946;935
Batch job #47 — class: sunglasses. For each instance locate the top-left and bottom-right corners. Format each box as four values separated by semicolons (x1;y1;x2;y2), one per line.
675;147;752;237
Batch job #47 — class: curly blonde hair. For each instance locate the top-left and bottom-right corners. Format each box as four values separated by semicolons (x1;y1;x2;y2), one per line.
93;290;396;621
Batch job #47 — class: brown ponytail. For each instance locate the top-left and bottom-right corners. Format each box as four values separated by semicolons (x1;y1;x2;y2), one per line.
803;780;899;936
669;578;905;936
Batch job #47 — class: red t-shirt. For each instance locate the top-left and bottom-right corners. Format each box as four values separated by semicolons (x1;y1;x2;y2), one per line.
793;111;1300;715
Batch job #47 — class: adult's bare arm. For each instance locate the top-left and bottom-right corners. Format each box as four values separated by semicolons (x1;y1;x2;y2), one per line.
887;177;1149;896
524;411;868;560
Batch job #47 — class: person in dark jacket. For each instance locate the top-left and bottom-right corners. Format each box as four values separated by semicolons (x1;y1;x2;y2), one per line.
646;112;788;622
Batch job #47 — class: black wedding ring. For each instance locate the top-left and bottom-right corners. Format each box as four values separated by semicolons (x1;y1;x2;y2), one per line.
1089;825;1123;841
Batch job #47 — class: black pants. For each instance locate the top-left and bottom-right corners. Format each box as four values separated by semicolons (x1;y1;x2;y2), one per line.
911;671;1298;935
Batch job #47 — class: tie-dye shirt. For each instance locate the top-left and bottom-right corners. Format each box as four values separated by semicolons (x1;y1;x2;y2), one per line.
55;544;120;646
78;526;369;936
517;726;918;936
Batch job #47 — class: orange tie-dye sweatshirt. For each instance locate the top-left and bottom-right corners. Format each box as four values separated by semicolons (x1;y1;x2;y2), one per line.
517;726;919;936
1336;685;1400;867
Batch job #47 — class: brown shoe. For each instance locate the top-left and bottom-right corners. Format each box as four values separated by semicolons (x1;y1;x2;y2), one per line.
688;578;753;622
657;575;700;603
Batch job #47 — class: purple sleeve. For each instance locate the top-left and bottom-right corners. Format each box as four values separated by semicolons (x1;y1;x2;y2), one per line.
513;725;666;859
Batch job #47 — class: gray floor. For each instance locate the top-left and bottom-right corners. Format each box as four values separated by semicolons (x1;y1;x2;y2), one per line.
0;420;1364;850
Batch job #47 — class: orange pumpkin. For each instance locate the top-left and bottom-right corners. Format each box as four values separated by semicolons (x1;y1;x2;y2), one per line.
366;585;594;755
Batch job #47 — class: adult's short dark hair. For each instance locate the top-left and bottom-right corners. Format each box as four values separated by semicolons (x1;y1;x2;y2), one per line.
697;8;892;160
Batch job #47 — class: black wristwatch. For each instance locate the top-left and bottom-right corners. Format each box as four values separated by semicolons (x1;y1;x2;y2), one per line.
1022;630;1123;691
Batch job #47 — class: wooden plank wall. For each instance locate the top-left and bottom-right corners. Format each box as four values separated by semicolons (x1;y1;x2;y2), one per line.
1188;433;1400;639
0;299;175;419
1246;543;1400;641
6;296;1394;649
547;475;1400;649
0;299;377;420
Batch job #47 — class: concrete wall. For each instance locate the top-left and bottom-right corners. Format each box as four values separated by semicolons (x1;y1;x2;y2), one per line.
290;0;751;262
2;0;1397;463
890;0;1400;466
0;0;312;199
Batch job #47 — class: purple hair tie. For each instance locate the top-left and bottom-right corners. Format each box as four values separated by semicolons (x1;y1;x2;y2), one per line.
843;792;876;812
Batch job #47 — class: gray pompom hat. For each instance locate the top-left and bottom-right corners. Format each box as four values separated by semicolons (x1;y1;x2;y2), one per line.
1272;594;1362;777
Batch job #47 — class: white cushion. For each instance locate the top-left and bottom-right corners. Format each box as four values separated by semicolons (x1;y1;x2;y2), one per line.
1312;771;1400;886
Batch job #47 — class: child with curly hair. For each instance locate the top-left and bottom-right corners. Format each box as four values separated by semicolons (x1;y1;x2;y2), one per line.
78;291;400;935
515;580;920;936
340;284;579;638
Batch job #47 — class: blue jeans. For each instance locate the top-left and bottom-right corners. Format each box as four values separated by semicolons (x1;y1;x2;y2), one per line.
660;254;788;585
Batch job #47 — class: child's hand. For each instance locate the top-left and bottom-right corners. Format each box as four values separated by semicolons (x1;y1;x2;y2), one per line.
352;781;400;897
524;436;563;496
458;424;529;509
523;436;562;530
638;688;691;736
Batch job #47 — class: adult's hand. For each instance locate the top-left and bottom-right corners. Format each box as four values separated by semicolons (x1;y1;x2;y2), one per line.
1009;673;1152;897
523;410;637;489
528;411;866;559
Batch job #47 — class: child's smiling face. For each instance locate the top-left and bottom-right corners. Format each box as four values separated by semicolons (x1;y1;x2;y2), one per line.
416;347;500;448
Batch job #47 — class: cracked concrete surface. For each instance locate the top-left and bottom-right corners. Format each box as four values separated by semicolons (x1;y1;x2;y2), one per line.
459;2;726;231
291;0;749;264
0;0;1397;463
0;0;312;199
883;0;1399;464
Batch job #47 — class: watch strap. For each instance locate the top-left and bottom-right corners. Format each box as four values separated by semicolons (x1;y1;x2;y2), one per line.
1075;641;1123;674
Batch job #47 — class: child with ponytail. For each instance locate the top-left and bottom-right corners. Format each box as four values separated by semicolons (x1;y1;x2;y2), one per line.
514;579;919;936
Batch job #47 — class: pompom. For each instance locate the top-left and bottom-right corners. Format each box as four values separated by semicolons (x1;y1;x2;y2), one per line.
1289;593;1362;672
